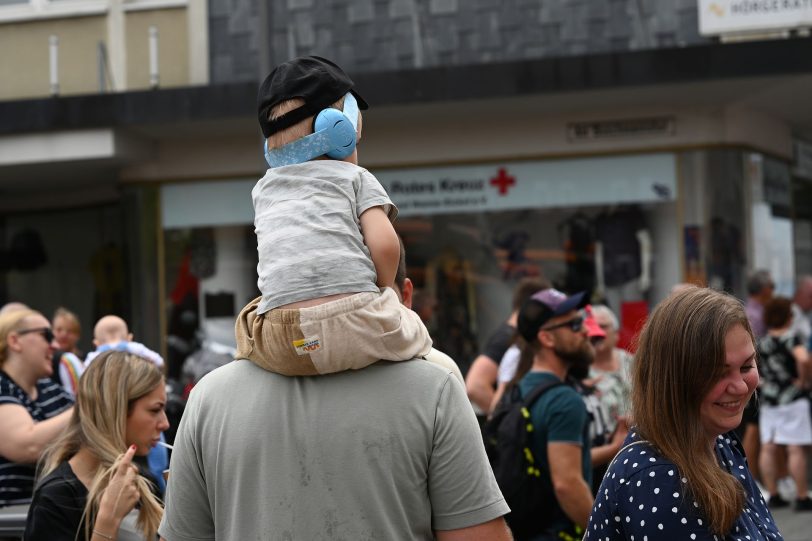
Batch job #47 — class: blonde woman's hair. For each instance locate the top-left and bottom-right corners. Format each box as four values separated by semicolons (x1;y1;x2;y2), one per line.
266;94;363;151
39;351;165;541
632;286;753;535
0;309;42;367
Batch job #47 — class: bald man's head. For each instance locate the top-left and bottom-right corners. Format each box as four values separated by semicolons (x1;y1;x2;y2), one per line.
93;315;133;347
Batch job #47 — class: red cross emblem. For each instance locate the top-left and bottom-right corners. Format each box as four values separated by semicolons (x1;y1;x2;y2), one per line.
489;168;516;196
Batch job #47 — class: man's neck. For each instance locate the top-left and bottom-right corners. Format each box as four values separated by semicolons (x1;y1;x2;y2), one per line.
530;351;567;380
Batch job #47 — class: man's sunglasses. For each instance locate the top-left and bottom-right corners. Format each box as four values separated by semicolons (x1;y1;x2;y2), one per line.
541;316;584;333
16;327;55;343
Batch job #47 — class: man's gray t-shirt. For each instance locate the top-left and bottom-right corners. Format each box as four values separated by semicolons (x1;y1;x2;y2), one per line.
158;360;508;541
253;160;396;313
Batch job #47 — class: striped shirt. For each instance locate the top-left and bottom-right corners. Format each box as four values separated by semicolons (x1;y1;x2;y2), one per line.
0;372;73;507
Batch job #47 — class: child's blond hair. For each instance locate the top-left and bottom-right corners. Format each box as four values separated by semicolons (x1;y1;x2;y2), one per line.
267;95;363;151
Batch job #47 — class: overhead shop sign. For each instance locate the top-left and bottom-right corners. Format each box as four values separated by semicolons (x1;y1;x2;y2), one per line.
375;153;676;217
699;0;812;35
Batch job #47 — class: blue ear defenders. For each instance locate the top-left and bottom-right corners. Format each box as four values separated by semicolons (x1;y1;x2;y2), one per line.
263;93;360;168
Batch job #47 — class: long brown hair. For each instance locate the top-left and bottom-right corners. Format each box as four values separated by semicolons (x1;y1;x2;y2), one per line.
39;351;164;541
632;286;754;535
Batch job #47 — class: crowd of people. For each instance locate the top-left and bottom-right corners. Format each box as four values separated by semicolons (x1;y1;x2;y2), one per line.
742;272;812;511
0;54;810;541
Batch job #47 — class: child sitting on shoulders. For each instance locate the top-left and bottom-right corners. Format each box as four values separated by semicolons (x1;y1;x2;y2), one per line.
234;55;431;376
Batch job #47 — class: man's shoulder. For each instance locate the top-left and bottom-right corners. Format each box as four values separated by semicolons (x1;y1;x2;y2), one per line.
196;359;455;397
424;348;465;385
520;374;583;417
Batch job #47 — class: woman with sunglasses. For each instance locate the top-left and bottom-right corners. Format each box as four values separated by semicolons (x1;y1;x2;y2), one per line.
0;309;74;507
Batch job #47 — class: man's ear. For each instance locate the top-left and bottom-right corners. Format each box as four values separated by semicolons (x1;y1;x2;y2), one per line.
126;333;134;342
537;329;556;349
401;278;414;310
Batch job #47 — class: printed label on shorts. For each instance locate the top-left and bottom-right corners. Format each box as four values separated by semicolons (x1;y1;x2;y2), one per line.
293;337;321;355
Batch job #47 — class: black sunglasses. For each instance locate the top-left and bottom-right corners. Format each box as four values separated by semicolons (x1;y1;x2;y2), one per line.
541;316;584;333
16;327;55;344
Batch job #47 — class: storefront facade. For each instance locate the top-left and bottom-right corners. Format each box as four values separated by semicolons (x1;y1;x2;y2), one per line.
152;82;800;374
2;2;811;375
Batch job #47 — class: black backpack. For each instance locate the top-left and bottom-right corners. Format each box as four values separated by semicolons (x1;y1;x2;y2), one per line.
483;379;565;540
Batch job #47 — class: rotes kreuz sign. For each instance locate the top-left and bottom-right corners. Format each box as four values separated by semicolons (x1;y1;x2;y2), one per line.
698;0;812;36
374;153;676;217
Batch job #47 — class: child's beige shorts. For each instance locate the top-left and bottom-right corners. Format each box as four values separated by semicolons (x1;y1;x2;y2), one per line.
234;288;432;376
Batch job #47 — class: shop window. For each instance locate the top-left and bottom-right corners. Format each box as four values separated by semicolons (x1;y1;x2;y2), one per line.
1;204;128;356
396;202;672;371
163;225;258;381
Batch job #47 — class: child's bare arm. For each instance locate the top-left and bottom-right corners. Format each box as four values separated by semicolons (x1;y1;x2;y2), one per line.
359;206;400;288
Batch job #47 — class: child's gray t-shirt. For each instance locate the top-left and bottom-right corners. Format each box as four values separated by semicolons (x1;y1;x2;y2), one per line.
253;160;396;313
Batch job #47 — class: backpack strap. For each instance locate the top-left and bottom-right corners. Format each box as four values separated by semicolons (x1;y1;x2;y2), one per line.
521;378;566;408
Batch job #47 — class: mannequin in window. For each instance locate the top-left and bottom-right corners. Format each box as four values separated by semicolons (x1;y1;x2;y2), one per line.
594;205;651;320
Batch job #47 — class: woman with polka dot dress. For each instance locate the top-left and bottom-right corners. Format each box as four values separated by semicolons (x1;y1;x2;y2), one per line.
585;286;783;541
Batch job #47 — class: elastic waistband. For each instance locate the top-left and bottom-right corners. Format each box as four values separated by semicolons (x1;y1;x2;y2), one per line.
266;290;390;324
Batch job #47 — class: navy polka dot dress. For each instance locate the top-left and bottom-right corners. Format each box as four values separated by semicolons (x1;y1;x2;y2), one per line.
585;431;783;541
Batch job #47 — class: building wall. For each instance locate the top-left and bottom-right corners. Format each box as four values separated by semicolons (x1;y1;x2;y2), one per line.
0;15;107;100
118;97;793;183
125;8;190;90
210;0;710;83
0;3;198;100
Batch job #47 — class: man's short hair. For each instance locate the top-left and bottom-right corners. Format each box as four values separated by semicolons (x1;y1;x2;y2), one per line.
746;270;774;296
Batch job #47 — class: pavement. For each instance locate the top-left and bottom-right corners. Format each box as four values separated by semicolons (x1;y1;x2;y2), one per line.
771;504;812;541
764;474;812;541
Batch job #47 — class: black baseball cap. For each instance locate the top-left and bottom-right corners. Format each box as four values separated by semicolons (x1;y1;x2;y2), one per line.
517;289;589;342
257;55;369;138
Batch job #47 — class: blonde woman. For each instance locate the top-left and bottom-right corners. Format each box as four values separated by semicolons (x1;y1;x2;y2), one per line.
0;309;74;507
24;350;169;541
585;286;783;540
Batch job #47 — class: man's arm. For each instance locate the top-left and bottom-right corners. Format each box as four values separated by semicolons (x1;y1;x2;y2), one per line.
547;441;593;529
430;375;511;532
465;355;498;412
157;387;214;541
590;417;628;467
435;517;513;541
